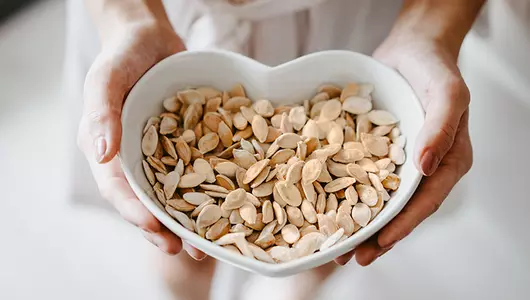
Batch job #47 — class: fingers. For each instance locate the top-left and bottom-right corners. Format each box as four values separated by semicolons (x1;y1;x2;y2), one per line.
334;235;394;266
379;163;461;246
414;77;470;175
183;242;208;261
143;228;183;255
355;236;384;266
374;44;470;176
81;55;128;163
86;156;182;255
353;164;461;266
102;176;162;233
334;249;355;266
355;241;395;266
443;110;473;177
355;110;472;266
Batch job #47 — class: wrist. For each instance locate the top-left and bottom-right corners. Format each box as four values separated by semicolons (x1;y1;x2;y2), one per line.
388;0;485;59
100;19;175;48
87;0;174;46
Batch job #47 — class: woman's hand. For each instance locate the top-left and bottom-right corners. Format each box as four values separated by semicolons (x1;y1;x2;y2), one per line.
334;0;484;266
335;36;473;266
77;22;205;259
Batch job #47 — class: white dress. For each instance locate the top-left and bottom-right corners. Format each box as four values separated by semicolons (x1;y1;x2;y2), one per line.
64;0;403;207
63;1;530;300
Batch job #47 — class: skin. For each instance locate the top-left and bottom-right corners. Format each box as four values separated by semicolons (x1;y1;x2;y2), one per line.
334;0;483;266
79;0;195;257
78;0;483;288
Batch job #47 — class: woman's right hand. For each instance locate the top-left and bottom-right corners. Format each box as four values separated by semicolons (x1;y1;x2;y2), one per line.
77;22;205;259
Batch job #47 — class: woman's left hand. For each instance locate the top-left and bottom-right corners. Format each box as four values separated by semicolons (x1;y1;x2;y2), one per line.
335;36;473;266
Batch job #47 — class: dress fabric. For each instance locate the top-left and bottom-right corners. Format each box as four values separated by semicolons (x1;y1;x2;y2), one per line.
65;0;403;208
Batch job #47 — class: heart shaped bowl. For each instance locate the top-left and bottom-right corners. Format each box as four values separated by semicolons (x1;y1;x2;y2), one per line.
120;50;424;277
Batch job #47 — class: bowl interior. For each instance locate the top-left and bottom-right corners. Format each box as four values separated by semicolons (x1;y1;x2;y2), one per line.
120;50;424;277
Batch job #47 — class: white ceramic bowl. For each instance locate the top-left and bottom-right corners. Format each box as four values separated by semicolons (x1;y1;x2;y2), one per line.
120;50;424;277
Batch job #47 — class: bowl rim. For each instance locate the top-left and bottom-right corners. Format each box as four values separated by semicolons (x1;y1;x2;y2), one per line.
119;49;424;277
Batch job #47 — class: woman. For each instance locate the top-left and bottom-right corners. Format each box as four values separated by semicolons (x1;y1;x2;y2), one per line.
68;0;482;299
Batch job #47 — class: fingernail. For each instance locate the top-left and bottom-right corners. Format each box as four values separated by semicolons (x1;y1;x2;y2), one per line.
381;241;397;254
183;243;206;261
195;255;207;261
364;256;378;266
420;150;438;176
95;137;106;163
151;234;166;248
378;248;392;259
336;259;349;266
382;240;397;251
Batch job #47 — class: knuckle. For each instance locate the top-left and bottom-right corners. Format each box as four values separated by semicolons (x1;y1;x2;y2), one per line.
141;231;156;246
120;211;140;228
83;63;107;95
438;123;457;151
97;182;114;203
399;221;416;239
462;156;473;174
458;154;474;178
97;177;120;204
428;199;443;216
87;110;108;125
116;204;147;230
85;108;120;129
451;138;474;178
137;214;160;233
444;76;470;106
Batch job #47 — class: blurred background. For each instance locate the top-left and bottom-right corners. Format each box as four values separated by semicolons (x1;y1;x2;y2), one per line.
0;0;529;299
0;1;173;299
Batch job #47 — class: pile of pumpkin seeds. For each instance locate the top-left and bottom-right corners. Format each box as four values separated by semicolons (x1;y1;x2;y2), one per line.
141;83;405;263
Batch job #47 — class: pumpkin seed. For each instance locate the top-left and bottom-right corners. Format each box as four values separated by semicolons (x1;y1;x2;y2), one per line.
196;205;222;228
224;96;251;112
319;228;344;251
318;84;341;98
141;126;158;156
178;173;206;188
253;99;275;117
382;173;400;191
243;159;270;184
285;206;304;227
342;96;372;115
324;177;356;193
289;106;307;131
261;200;274;224
389;144;406;165
276;181;303;207
222;188;247;210
340;83;359;102
193;158;216;183
367;110;398;126
165;206;194;231
160;117;177;134
205;218;230;240
281;224;301;244
239;202;258;224
175;137;191;165
141;83;404;263
251;115;268;143
351;203;371;227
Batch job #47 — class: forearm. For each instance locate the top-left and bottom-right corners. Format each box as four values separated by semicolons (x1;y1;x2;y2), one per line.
85;0;172;43
391;0;486;58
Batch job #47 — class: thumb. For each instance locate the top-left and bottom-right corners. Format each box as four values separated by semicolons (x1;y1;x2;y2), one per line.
414;77;469;176
81;55;127;164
